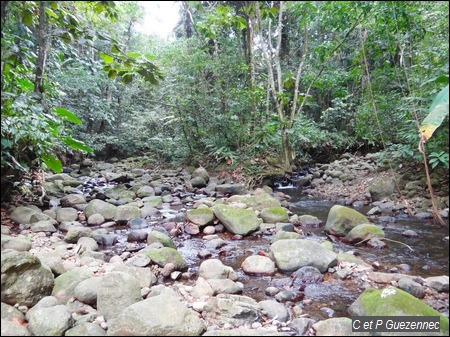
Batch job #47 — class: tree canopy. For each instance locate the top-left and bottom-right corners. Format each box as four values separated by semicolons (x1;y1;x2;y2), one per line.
1;1;448;200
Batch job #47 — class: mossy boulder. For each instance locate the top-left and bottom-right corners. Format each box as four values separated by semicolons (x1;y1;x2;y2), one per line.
186;208;214;226
144;247;186;270
260;207;289;223
324;205;369;236
349;286;449;335
147;231;176;249
212;204;261;236
227;193;281;211
344;224;385;243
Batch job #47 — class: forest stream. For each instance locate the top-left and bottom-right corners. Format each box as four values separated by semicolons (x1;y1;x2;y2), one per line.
1;158;449;336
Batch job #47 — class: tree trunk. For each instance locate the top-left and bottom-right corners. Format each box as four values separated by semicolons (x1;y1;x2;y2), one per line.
34;1;48;94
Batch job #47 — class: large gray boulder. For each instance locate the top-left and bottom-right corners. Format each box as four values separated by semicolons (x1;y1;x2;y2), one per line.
1;249;54;307
52;267;92;304
212;204;261;235
10;206;41;225
324;205;369;236
84;199;117;220
270;239;337;273
27;305;73;336
368;177;396;201
192;167;210;183
97;272;142;321
107;286;206;336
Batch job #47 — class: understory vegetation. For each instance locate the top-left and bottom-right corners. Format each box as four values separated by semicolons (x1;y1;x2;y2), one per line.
1;1;448;200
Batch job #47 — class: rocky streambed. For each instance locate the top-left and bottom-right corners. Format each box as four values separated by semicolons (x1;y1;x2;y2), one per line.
1;154;449;336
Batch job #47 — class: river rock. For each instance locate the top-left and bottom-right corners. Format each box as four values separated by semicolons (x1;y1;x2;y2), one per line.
61;194;86;207
199;259;237;280
298;214;323;227
398;277;425;298
52;267;92;304
192;166;210;183
368;177;396;201
270;239;337;273
144;247;186;270
292;266;323;284
27;304;73;336
10;206;41;225
202;294;261;327
349;286;449;335
65;322;106;336
84;199;117;220
207;278;243;295
1;235;32;251
324;205;370;236
97;271;142;321
424;276;449;292
115;205;141;223
259;299;289;322
107;286;206;336
1;249;54;307
227;193;280;210
312;317;356;336
260;207;289;223
344;224;385;243
216;183;247;195
186;207;214;226
1;319;31;336
241;255;276;275
213;204;261;236
147;230;176;248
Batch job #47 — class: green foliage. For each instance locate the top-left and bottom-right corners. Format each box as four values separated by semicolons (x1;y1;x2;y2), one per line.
429;151;449;169
419;85;449;142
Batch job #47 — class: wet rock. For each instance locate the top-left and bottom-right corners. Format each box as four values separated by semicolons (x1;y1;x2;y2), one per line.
144;247;186;270
402;229;418;237
241;255;276;276
275;223;294;232
186;207;214;226
324;205;369;236
184;222;200;235
147;230;176;248
292;266;323;285
416;212;433;219
260;207;289;223
366;238;387;249
344;224;385;243
127;217;148;229
213;204;261;236
265;287;279;296
270;239;337;273
127;230;147;242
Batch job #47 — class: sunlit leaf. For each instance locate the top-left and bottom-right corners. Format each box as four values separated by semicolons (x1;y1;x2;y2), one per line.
63;137;93;153
99;52;114;64
53;107;82;124
42;154;62;173
419;85;449;142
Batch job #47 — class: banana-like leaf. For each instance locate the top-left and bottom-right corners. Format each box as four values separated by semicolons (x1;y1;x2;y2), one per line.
42;154;62;173
419;85;449;142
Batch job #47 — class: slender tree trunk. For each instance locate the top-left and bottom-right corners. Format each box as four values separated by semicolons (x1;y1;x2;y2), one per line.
34;1;48;94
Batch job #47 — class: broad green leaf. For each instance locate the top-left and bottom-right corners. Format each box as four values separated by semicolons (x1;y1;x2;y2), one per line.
127;52;141;58
45;8;59;19
42;154;63;173
53;107;82;124
17;78;34;91
419;85;449;142
63;137;93;153
421;75;449;87
99;52;114;64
